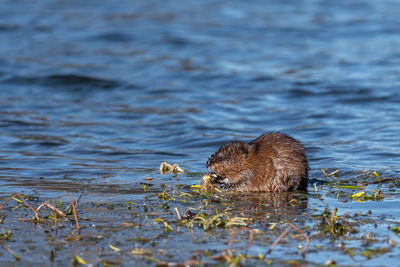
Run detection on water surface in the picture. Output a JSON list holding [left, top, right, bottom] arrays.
[[1, 0, 400, 266]]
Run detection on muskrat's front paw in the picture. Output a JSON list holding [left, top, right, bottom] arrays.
[[207, 173, 223, 184], [201, 173, 223, 193]]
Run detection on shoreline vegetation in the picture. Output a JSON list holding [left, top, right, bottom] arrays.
[[0, 163, 399, 266]]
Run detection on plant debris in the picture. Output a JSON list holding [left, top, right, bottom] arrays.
[[0, 193, 81, 234], [186, 211, 249, 230], [160, 162, 185, 174], [0, 167, 398, 266], [200, 173, 222, 193]]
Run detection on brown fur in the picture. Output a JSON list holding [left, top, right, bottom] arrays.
[[206, 132, 308, 192]]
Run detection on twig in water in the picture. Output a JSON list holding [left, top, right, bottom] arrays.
[[2, 245, 20, 261], [0, 193, 40, 221], [53, 194, 80, 234], [174, 207, 181, 220], [183, 259, 201, 266], [63, 192, 84, 214], [289, 224, 309, 255], [264, 224, 309, 257], [35, 202, 65, 218], [362, 178, 396, 186], [227, 227, 255, 257], [321, 168, 340, 178], [320, 191, 329, 200], [264, 225, 291, 256]]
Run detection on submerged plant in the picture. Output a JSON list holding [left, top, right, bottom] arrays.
[[158, 191, 175, 201], [212, 252, 246, 267], [186, 211, 248, 231], [0, 230, 11, 240], [360, 247, 390, 259], [317, 208, 355, 236]]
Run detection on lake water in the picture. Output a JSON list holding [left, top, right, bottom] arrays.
[[1, 0, 400, 266]]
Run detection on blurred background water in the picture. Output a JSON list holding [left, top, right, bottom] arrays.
[[1, 0, 400, 198]]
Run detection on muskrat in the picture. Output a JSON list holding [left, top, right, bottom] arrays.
[[206, 132, 308, 192]]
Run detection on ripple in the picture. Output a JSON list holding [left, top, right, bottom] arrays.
[[0, 0, 400, 203], [88, 32, 135, 42], [5, 74, 121, 90]]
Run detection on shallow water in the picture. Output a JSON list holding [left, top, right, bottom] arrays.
[[1, 0, 400, 266]]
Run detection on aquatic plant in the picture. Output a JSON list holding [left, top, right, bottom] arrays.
[[160, 162, 185, 174], [0, 193, 81, 234], [186, 211, 249, 231]]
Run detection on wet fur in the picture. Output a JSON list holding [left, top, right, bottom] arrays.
[[206, 132, 308, 192]]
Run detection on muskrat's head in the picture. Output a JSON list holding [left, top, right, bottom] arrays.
[[206, 141, 252, 188]]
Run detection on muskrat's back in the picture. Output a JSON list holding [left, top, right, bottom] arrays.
[[206, 132, 308, 192]]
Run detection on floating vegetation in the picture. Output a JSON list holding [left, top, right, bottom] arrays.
[[186, 211, 249, 231], [73, 255, 86, 265], [157, 191, 172, 200], [361, 247, 391, 259], [153, 217, 174, 232], [0, 230, 12, 240], [316, 207, 357, 236], [200, 173, 222, 194], [0, 193, 81, 234], [131, 248, 154, 256], [350, 189, 384, 201], [321, 168, 340, 178], [2, 245, 20, 261], [160, 161, 185, 174], [0, 167, 399, 265], [331, 185, 362, 190], [109, 244, 120, 252], [392, 226, 400, 234]]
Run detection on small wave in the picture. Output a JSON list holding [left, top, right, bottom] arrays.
[[1, 119, 48, 127], [0, 23, 20, 31], [5, 74, 121, 90], [88, 32, 134, 42]]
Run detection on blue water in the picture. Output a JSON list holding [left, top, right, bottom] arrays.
[[1, 0, 400, 192], [1, 0, 400, 265]]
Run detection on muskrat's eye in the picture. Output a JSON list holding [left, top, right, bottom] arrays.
[[218, 156, 224, 161]]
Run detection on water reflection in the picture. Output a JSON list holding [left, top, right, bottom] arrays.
[[208, 191, 308, 218]]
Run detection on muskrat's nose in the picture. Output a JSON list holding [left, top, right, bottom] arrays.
[[206, 157, 215, 169]]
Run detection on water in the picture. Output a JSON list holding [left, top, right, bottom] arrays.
[[1, 0, 400, 266]]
